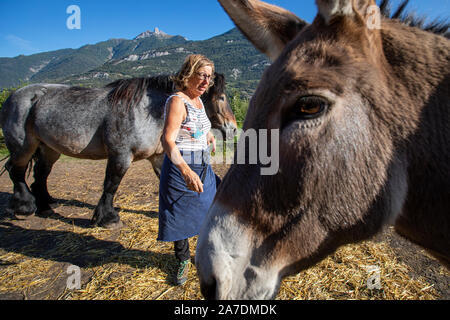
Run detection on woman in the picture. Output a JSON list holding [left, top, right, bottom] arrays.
[[158, 54, 219, 285]]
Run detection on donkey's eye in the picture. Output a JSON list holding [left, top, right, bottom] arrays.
[[287, 96, 328, 121], [297, 96, 328, 118], [282, 96, 329, 129]]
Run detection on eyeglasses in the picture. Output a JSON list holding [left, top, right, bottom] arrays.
[[196, 72, 212, 81]]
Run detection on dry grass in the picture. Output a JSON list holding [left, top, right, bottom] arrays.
[[0, 208, 442, 300], [278, 239, 440, 300], [0, 160, 447, 300]]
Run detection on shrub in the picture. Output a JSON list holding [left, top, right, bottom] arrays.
[[229, 88, 249, 128], [0, 84, 27, 111]]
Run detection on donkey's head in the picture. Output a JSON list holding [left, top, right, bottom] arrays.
[[196, 0, 450, 299]]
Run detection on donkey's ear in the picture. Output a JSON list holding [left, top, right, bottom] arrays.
[[218, 0, 308, 61], [316, 0, 377, 24]]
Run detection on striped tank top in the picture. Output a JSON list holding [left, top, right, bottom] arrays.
[[164, 94, 212, 152]]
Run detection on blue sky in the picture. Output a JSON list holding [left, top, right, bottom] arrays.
[[0, 0, 448, 58]]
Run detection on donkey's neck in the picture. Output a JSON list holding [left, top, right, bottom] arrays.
[[381, 21, 449, 107], [369, 20, 450, 150]]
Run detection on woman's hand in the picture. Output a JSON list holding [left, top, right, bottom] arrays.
[[181, 167, 204, 193], [207, 132, 216, 153]]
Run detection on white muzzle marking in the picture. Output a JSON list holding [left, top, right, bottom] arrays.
[[196, 201, 282, 300]]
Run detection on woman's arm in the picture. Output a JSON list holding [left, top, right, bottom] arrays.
[[161, 96, 204, 193]]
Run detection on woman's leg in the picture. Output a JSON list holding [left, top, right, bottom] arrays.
[[174, 239, 191, 262], [174, 239, 191, 285]]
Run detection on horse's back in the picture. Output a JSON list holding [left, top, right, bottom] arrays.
[[1, 84, 70, 143], [31, 86, 110, 158]]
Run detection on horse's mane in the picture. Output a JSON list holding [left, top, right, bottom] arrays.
[[380, 0, 449, 37], [106, 75, 175, 111], [106, 73, 225, 111]]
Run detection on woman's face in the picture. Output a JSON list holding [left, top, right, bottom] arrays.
[[186, 65, 213, 97]]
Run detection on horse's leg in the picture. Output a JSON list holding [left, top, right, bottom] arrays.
[[148, 153, 165, 179], [5, 143, 40, 216], [30, 145, 61, 217], [6, 162, 36, 215], [91, 155, 131, 229]]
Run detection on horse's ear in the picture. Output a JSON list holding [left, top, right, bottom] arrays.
[[316, 0, 378, 25], [218, 0, 308, 61]]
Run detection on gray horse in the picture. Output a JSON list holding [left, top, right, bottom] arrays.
[[1, 73, 237, 229]]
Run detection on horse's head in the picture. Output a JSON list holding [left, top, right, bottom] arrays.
[[203, 73, 238, 140], [196, 0, 450, 299]]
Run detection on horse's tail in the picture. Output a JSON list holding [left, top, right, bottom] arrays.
[[0, 94, 12, 177], [0, 93, 13, 177], [1, 89, 31, 178], [0, 154, 33, 178], [0, 154, 10, 177], [0, 93, 14, 128], [0, 104, 3, 127], [0, 153, 35, 178]]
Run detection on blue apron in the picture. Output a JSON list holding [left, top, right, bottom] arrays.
[[158, 150, 220, 242]]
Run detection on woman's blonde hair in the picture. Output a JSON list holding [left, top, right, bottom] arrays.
[[173, 54, 215, 91]]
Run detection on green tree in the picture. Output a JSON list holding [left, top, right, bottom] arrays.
[[0, 89, 12, 111], [229, 88, 249, 127], [0, 84, 26, 111]]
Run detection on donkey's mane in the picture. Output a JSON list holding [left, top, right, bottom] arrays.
[[380, 0, 449, 37], [106, 75, 175, 111]]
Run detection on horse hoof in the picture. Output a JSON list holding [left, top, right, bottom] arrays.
[[13, 205, 37, 217], [35, 208, 55, 218], [49, 201, 60, 209], [14, 210, 35, 217], [95, 220, 124, 230]]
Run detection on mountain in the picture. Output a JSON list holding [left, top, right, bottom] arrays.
[[0, 28, 269, 97], [0, 28, 188, 88], [135, 28, 177, 40]]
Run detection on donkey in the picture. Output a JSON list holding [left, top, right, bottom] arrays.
[[196, 0, 450, 299], [0, 73, 237, 229]]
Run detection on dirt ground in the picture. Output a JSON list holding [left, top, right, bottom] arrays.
[[0, 157, 448, 300]]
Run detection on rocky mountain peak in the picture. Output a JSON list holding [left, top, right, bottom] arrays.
[[135, 28, 172, 40]]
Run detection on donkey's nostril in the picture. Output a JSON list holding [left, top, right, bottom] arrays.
[[200, 276, 217, 300]]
